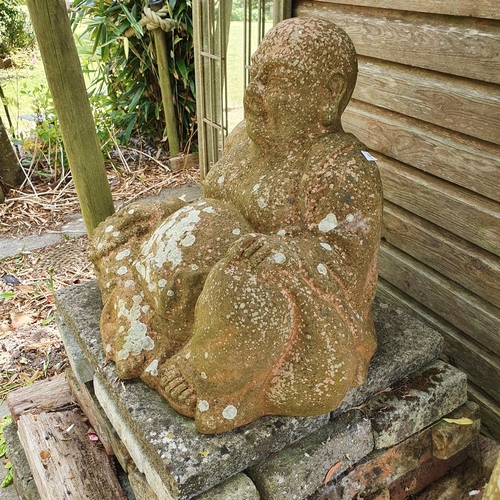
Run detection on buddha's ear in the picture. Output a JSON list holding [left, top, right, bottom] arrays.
[[319, 73, 347, 127]]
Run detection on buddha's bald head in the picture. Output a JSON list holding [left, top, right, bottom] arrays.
[[245, 17, 358, 147], [253, 17, 357, 117]]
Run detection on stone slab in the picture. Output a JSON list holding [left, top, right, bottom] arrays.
[[246, 410, 373, 500], [93, 373, 328, 500], [3, 423, 40, 500], [55, 282, 443, 419], [195, 473, 260, 500], [0, 233, 61, 260], [333, 299, 444, 415], [55, 282, 443, 500], [367, 360, 468, 449], [59, 317, 94, 384], [127, 464, 160, 500]]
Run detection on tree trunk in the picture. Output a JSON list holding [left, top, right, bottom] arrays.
[[0, 114, 23, 189], [153, 28, 180, 157], [25, 0, 115, 235]]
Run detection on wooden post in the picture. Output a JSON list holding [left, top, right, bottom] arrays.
[[150, 2, 180, 157], [26, 0, 115, 235], [0, 115, 23, 190]]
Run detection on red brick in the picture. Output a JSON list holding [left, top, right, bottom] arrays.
[[431, 402, 480, 460], [388, 447, 469, 499], [338, 430, 433, 498]]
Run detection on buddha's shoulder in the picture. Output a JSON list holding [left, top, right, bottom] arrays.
[[223, 120, 251, 154], [310, 132, 368, 163]]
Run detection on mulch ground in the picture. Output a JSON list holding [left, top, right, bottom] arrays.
[[0, 154, 200, 401]]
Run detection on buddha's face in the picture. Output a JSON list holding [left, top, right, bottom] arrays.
[[244, 48, 323, 148], [243, 18, 357, 150]]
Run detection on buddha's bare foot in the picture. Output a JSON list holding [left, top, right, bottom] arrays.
[[159, 363, 197, 417]]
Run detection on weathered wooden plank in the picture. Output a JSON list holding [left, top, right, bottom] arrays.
[[6, 374, 74, 423], [17, 410, 128, 500], [66, 371, 132, 470], [378, 242, 500, 356], [169, 152, 199, 172], [377, 156, 500, 257], [377, 278, 500, 407], [343, 100, 500, 202], [295, 3, 500, 84], [468, 385, 500, 443], [382, 202, 500, 309], [66, 369, 116, 457], [352, 58, 500, 146], [311, 0, 500, 20]]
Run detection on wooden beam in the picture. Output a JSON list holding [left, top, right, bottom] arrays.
[[17, 410, 128, 500], [378, 242, 500, 356], [353, 57, 500, 147], [377, 155, 500, 258], [168, 152, 199, 172], [6, 374, 73, 423], [295, 3, 500, 84], [377, 278, 500, 408], [66, 370, 115, 456], [343, 99, 500, 203], [66, 370, 131, 468], [311, 0, 500, 20], [382, 202, 500, 309], [26, 0, 115, 234]]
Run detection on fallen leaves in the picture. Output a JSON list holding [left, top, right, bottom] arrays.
[[443, 417, 474, 425], [39, 449, 51, 466], [324, 461, 344, 485], [10, 311, 35, 329]]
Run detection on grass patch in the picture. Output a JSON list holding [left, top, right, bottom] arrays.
[[0, 414, 13, 488], [225, 20, 272, 132], [0, 50, 47, 136]]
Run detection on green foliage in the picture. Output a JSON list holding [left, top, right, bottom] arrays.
[[9, 83, 68, 180], [0, 0, 36, 57], [230, 0, 272, 22], [71, 0, 197, 153], [0, 414, 13, 488]]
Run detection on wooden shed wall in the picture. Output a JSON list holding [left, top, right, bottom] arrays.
[[293, 1, 500, 440]]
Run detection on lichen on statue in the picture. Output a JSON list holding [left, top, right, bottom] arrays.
[[88, 17, 383, 434]]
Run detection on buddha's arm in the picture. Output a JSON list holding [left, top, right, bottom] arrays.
[[298, 146, 383, 279]]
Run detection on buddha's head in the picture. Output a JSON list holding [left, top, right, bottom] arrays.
[[244, 17, 357, 148]]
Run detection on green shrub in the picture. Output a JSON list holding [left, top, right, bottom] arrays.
[[71, 0, 196, 153], [0, 0, 36, 57]]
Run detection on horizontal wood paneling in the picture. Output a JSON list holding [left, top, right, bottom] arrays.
[[314, 0, 500, 20], [354, 58, 500, 146], [468, 385, 500, 443], [295, 3, 500, 84], [298, 0, 500, 440], [377, 156, 500, 257], [379, 243, 500, 356], [343, 100, 500, 202], [382, 202, 500, 309], [377, 279, 500, 407]]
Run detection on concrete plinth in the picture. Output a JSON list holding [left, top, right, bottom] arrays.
[[52, 281, 475, 500]]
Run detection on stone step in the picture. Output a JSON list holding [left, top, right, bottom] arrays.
[[4, 364, 482, 500], [52, 281, 455, 499]]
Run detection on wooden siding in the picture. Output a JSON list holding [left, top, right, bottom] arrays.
[[293, 1, 500, 440]]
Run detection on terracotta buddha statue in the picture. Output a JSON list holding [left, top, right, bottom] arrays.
[[89, 16, 383, 434]]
